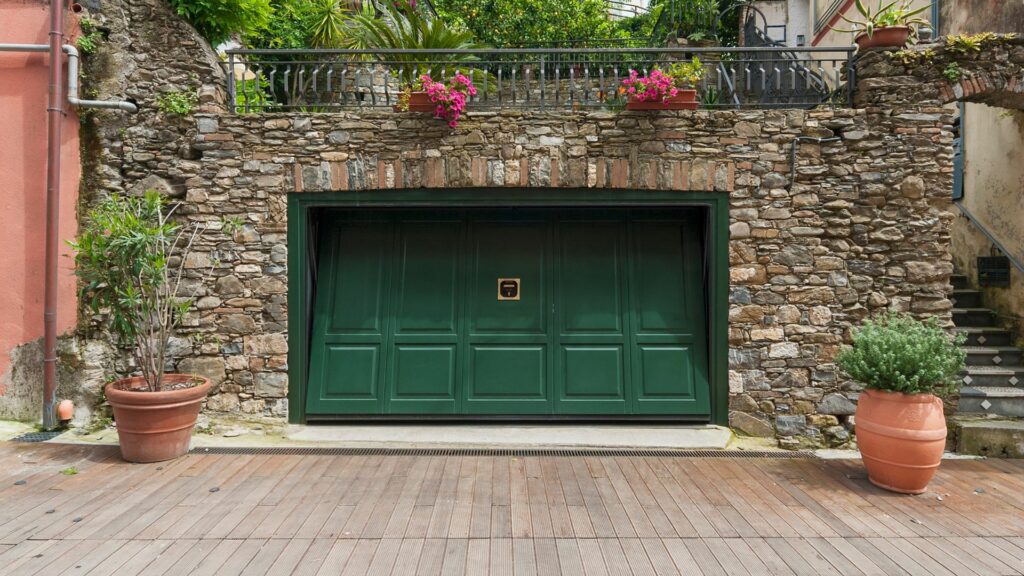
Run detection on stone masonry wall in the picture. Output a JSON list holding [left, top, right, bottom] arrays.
[[172, 106, 953, 448], [63, 0, 970, 447]]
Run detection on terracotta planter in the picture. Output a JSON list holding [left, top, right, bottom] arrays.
[[855, 26, 912, 50], [105, 375, 211, 463], [394, 91, 436, 113], [625, 90, 698, 111], [855, 389, 947, 494]]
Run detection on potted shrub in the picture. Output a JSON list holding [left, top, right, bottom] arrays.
[[837, 313, 965, 494], [71, 190, 212, 463], [835, 0, 932, 50], [397, 73, 477, 128], [622, 57, 704, 111]]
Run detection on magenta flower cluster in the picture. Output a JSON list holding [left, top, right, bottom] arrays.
[[621, 69, 678, 103], [420, 73, 477, 129]]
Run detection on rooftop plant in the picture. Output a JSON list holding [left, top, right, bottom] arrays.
[[834, 0, 931, 42], [69, 191, 210, 392], [836, 313, 965, 397]]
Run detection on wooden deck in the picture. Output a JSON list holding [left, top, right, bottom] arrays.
[[0, 443, 1023, 575]]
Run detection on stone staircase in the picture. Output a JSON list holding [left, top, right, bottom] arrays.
[[952, 273, 1024, 417]]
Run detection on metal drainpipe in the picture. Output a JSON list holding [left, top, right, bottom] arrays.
[[1, 31, 137, 429], [0, 44, 138, 112], [43, 0, 64, 429]]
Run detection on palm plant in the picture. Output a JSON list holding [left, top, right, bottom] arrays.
[[340, 0, 486, 87]]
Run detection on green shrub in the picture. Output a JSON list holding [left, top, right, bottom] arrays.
[[836, 313, 966, 396], [431, 0, 628, 46], [168, 0, 273, 45], [157, 90, 199, 116], [69, 191, 210, 392]]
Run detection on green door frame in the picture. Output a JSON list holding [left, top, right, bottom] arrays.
[[287, 189, 730, 426]]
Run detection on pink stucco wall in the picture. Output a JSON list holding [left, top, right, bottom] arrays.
[[0, 1, 80, 391]]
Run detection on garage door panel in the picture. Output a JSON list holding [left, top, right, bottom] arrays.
[[327, 223, 390, 334], [393, 222, 460, 334], [561, 346, 625, 399], [391, 345, 456, 400], [631, 223, 692, 335], [636, 346, 696, 399], [468, 346, 546, 399], [559, 222, 624, 334], [314, 345, 382, 415], [469, 222, 547, 335]]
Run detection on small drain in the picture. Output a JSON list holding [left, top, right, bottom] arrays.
[[11, 431, 64, 443], [189, 446, 814, 458]]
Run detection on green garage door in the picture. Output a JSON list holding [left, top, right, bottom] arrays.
[[306, 209, 710, 418]]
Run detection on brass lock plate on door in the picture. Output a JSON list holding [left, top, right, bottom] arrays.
[[497, 278, 521, 301]]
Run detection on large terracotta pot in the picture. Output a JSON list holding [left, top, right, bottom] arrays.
[[855, 26, 912, 50], [855, 389, 947, 494], [625, 90, 699, 111], [394, 91, 435, 112], [105, 374, 211, 463]]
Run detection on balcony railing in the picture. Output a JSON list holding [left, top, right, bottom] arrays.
[[223, 47, 856, 114]]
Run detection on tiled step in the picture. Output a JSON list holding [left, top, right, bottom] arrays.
[[952, 307, 998, 328], [959, 387, 1024, 418], [964, 346, 1024, 367], [956, 327, 1014, 347], [951, 289, 982, 308], [960, 365, 1024, 388], [951, 274, 969, 290]]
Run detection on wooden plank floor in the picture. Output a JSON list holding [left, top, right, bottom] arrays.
[[0, 443, 1022, 575]]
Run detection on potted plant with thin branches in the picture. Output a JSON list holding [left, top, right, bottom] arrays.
[[833, 0, 931, 50], [623, 57, 704, 110], [71, 190, 212, 462], [837, 313, 965, 494]]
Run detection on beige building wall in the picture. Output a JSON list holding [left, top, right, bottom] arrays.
[[952, 105, 1024, 343]]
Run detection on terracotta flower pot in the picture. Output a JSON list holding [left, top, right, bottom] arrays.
[[855, 26, 912, 50], [105, 374, 211, 463], [855, 389, 947, 494], [394, 91, 435, 112], [625, 90, 698, 111]]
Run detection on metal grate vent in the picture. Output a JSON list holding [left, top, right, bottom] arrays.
[[188, 446, 813, 458], [978, 256, 1010, 287], [11, 431, 64, 443]]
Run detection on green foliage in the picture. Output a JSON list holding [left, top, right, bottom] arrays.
[[60, 467, 79, 476], [157, 90, 199, 116], [431, 0, 628, 47], [76, 18, 105, 55], [836, 313, 966, 397], [943, 62, 962, 82], [668, 57, 705, 88], [700, 86, 720, 107], [341, 3, 486, 86], [69, 191, 209, 392], [944, 32, 1001, 54], [168, 0, 273, 45], [834, 0, 931, 42]]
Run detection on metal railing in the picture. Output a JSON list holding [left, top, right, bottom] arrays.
[[223, 47, 856, 113]]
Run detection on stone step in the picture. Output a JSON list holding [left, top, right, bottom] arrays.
[[956, 327, 1014, 347], [948, 416, 1024, 458], [952, 307, 998, 328], [950, 289, 982, 308], [960, 365, 1024, 388], [951, 274, 970, 290], [964, 346, 1024, 367], [958, 387, 1024, 418]]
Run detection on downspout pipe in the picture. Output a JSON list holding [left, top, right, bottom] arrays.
[[0, 34, 136, 429], [44, 0, 64, 430], [0, 44, 138, 112]]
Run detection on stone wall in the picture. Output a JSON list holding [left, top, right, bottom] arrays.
[[167, 104, 950, 448], [64, 0, 969, 447]]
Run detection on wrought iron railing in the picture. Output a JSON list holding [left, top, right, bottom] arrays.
[[223, 47, 855, 113]]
